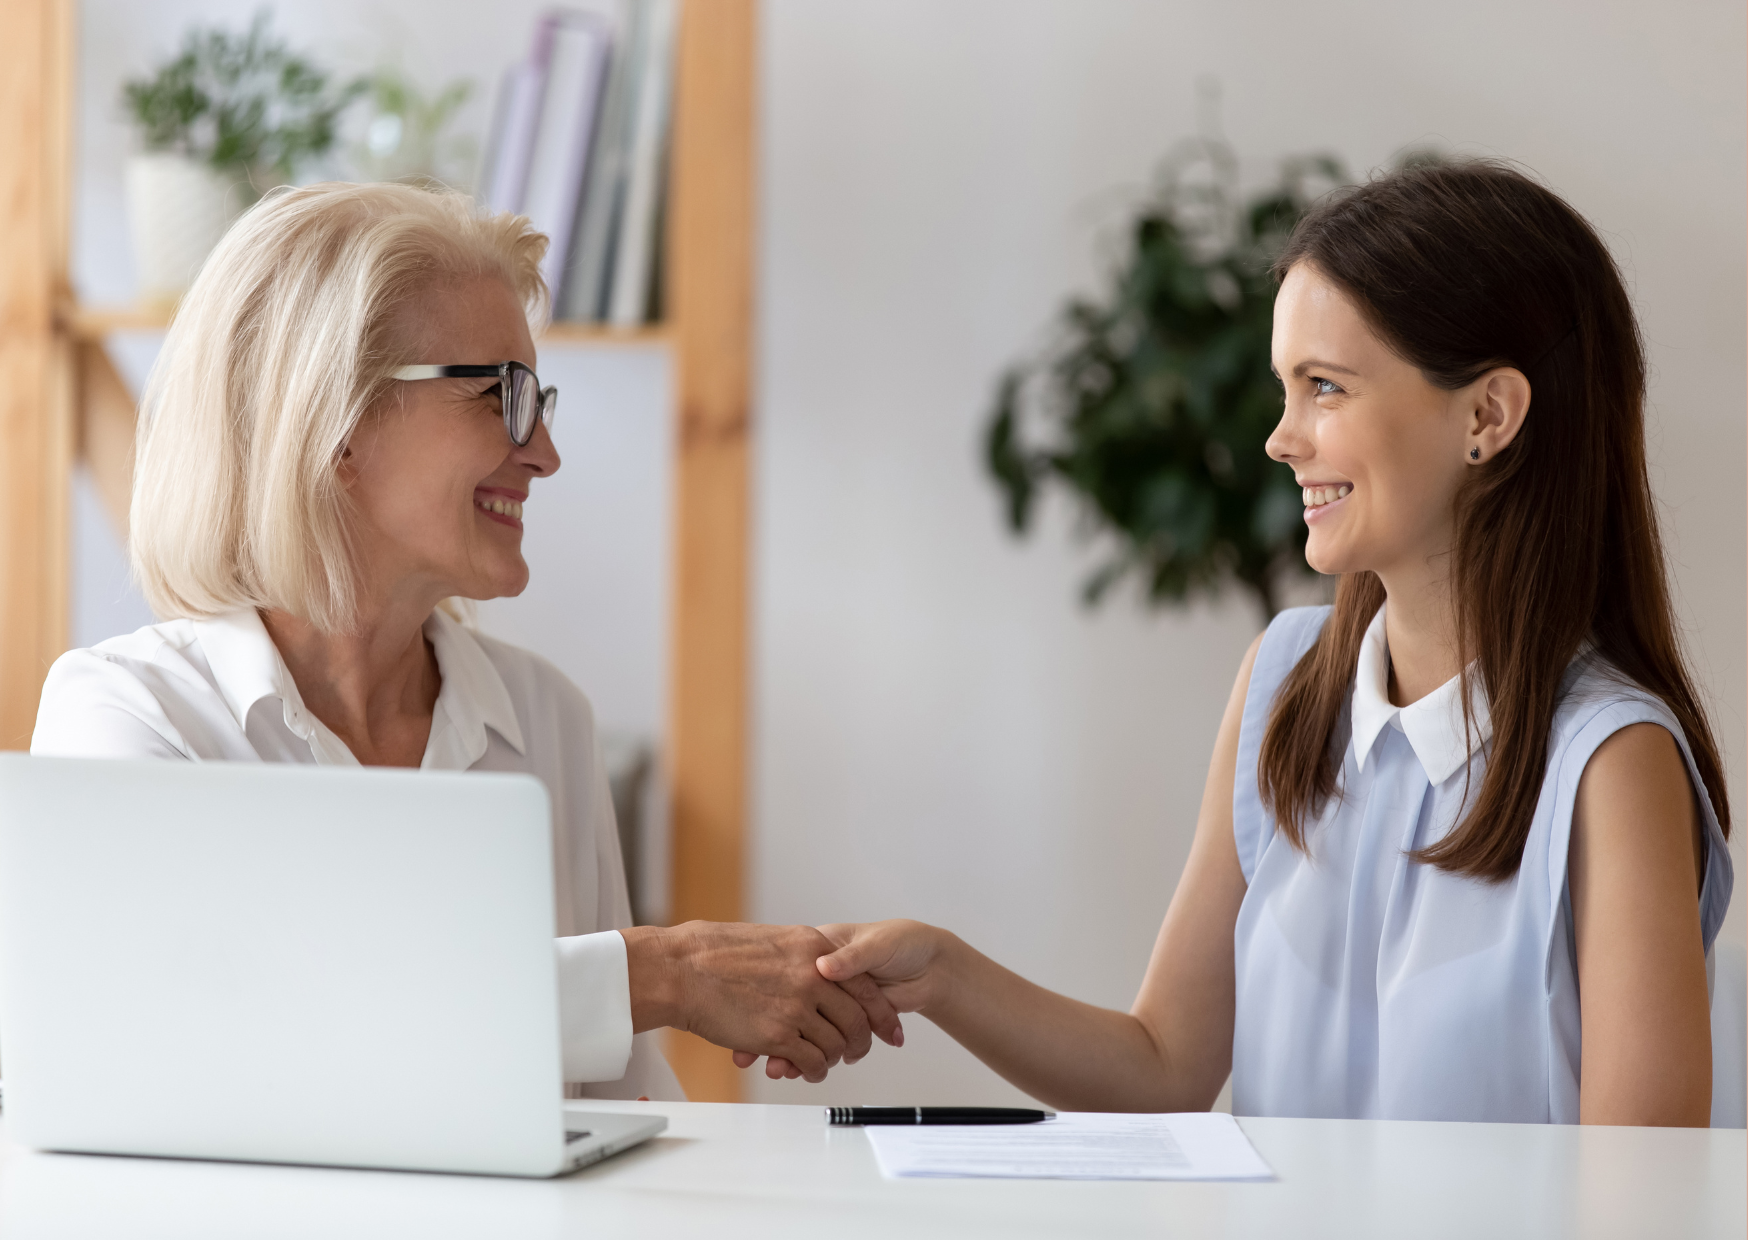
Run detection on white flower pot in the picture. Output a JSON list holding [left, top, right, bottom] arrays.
[[125, 153, 248, 302]]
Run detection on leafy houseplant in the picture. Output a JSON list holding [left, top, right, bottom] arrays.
[[123, 11, 365, 187], [120, 11, 364, 299], [984, 141, 1350, 623]]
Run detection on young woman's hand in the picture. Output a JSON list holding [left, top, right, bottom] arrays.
[[731, 920, 948, 1080], [812, 920, 948, 1014]]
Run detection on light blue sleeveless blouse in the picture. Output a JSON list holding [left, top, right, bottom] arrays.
[[1231, 605, 1733, 1123]]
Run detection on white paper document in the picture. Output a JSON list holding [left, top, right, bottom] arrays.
[[863, 1111, 1273, 1181]]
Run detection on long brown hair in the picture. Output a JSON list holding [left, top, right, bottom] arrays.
[[1257, 160, 1730, 879]]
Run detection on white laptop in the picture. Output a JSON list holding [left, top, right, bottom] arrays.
[[0, 755, 665, 1178]]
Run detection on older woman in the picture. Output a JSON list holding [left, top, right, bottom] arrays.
[[31, 182, 897, 1099]]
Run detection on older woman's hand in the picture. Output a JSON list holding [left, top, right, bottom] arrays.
[[622, 922, 902, 1083]]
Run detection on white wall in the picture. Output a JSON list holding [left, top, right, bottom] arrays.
[[745, 0, 1747, 1106], [75, 0, 1745, 1110]]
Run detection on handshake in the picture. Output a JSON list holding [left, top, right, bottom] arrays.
[[620, 919, 926, 1083]]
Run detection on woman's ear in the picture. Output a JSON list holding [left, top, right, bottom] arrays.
[[336, 402, 384, 488], [334, 441, 358, 488], [1464, 366, 1532, 465]]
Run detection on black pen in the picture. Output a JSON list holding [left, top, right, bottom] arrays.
[[826, 1106, 1055, 1126]]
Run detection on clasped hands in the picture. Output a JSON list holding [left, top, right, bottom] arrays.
[[621, 919, 933, 1083]]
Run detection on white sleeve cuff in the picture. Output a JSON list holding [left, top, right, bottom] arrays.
[[555, 930, 635, 1082]]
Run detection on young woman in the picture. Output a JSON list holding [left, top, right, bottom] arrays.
[[747, 161, 1734, 1126]]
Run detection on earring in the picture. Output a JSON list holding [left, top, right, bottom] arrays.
[[1469, 447, 1481, 461]]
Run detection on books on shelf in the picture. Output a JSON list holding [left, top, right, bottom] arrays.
[[604, 0, 676, 327], [478, 60, 544, 215], [559, 0, 642, 323], [523, 12, 614, 295], [479, 2, 679, 327]]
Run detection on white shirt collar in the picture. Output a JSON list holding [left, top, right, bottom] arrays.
[[422, 607, 526, 766], [1350, 604, 1493, 786], [191, 608, 304, 734], [190, 607, 525, 766]]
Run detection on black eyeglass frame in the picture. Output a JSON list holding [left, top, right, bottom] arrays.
[[392, 361, 557, 447]]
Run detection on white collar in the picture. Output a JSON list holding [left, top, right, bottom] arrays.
[[190, 607, 525, 766], [189, 608, 283, 732], [1350, 604, 1492, 786], [422, 607, 526, 765]]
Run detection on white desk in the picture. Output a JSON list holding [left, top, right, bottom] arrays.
[[0, 1101, 1741, 1239]]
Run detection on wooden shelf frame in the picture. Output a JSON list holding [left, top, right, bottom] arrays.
[[62, 300, 675, 348], [1, 0, 74, 751], [9, 0, 756, 1102]]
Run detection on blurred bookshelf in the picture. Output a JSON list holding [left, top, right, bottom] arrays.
[[9, 0, 755, 1103], [63, 302, 177, 338], [63, 300, 672, 348]]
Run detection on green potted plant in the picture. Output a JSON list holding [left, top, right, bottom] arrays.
[[121, 11, 364, 301], [983, 140, 1355, 623]]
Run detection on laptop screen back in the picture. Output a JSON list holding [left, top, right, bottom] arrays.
[[0, 756, 570, 1176]]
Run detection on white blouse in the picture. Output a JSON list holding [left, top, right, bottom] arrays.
[[30, 608, 682, 1102], [1231, 604, 1733, 1123]]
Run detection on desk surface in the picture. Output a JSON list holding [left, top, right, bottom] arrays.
[[0, 1101, 1742, 1239]]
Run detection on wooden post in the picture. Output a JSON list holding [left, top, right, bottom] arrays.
[[663, 0, 757, 1103], [76, 341, 140, 540], [0, 0, 74, 747]]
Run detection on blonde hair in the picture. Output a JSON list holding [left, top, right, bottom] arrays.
[[130, 181, 549, 633]]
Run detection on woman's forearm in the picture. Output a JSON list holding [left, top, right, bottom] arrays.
[[920, 930, 1223, 1113], [812, 641, 1256, 1110]]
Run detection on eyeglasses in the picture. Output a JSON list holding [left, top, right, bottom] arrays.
[[392, 362, 557, 447]]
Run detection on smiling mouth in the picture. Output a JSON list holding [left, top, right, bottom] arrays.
[[1302, 485, 1350, 510], [476, 495, 524, 519]]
